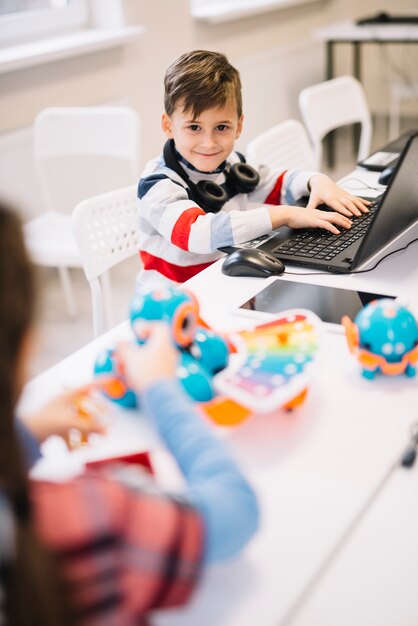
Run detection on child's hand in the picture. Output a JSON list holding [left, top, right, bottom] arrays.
[[20, 385, 107, 446], [282, 205, 353, 234], [115, 322, 178, 394], [270, 204, 353, 235], [307, 174, 370, 217]]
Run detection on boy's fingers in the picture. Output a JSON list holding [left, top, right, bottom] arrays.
[[320, 221, 340, 235], [334, 202, 356, 217], [333, 213, 352, 227], [320, 214, 351, 233], [305, 196, 319, 211]]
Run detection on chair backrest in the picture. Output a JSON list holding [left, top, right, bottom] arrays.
[[71, 185, 139, 336], [246, 119, 319, 171], [34, 106, 140, 214], [298, 76, 372, 164]]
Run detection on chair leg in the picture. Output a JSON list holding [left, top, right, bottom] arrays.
[[90, 278, 106, 337], [58, 266, 77, 317], [101, 271, 114, 330]]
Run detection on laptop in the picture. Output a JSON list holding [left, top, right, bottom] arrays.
[[237, 131, 418, 274], [357, 129, 418, 172]]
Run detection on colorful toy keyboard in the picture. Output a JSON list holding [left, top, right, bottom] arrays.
[[202, 309, 322, 426]]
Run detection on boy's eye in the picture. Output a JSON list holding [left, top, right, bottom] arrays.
[[217, 124, 229, 132], [188, 124, 200, 131]]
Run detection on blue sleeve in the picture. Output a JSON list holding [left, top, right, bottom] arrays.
[[142, 379, 259, 563], [14, 418, 42, 470]]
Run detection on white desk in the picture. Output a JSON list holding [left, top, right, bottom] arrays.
[[183, 235, 418, 334], [152, 333, 418, 626], [22, 305, 418, 626], [152, 169, 418, 625], [288, 448, 418, 626], [313, 18, 418, 166], [21, 171, 418, 625], [314, 19, 418, 84]]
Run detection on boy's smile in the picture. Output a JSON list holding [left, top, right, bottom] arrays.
[[162, 98, 243, 173]]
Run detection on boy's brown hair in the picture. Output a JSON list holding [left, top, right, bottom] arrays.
[[164, 50, 242, 119]]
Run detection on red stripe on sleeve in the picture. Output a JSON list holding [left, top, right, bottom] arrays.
[[264, 171, 287, 205], [171, 207, 205, 251]]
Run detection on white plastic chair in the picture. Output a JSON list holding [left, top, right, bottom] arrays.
[[246, 119, 319, 171], [26, 106, 139, 316], [71, 185, 139, 337], [298, 76, 372, 165]]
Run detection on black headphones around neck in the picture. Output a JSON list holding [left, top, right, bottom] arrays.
[[163, 139, 260, 213]]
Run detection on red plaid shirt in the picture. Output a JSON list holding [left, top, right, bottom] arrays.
[[31, 468, 204, 626]]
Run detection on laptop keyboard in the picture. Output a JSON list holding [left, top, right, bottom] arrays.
[[272, 200, 380, 261]]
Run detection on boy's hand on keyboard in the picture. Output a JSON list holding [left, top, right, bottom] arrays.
[[276, 205, 353, 235], [307, 174, 370, 217]]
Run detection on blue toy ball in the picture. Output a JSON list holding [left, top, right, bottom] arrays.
[[343, 298, 418, 379], [94, 348, 137, 408], [177, 351, 216, 402], [190, 328, 230, 374]]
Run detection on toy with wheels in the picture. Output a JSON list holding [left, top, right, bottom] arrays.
[[342, 298, 418, 379], [94, 286, 321, 425], [95, 286, 229, 406]]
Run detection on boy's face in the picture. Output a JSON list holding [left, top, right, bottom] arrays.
[[162, 98, 243, 173]]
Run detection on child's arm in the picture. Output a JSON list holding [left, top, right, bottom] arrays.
[[140, 160, 364, 252], [248, 163, 369, 222], [144, 378, 259, 562], [139, 172, 272, 252], [116, 324, 259, 562]]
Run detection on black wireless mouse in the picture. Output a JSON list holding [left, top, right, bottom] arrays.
[[378, 166, 395, 186], [221, 248, 285, 278]]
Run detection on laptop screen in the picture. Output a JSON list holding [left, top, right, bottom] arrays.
[[355, 132, 418, 267]]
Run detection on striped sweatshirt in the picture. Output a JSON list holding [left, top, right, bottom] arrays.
[[137, 148, 318, 287]]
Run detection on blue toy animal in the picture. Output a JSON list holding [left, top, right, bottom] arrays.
[[342, 298, 418, 379]]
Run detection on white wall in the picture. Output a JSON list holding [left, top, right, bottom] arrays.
[[0, 0, 417, 218]]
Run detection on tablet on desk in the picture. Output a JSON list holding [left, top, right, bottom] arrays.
[[230, 278, 394, 330], [358, 150, 400, 171]]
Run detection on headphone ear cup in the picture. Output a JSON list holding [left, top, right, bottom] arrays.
[[195, 180, 228, 213], [228, 163, 260, 193]]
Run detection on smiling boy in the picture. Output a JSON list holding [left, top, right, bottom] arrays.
[[137, 50, 369, 287]]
